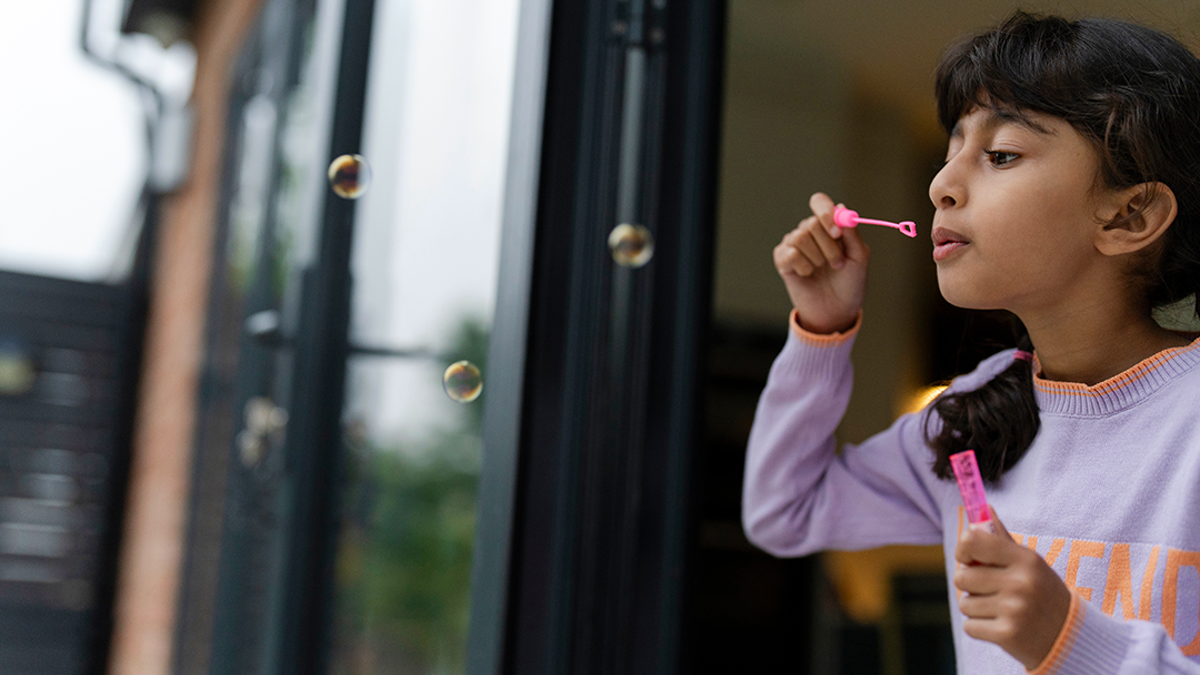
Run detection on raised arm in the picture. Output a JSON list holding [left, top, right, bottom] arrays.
[[744, 192, 943, 556], [741, 313, 944, 556]]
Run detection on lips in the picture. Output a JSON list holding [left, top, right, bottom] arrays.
[[932, 226, 970, 262]]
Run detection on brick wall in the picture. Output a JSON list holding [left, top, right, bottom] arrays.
[[107, 1, 264, 673]]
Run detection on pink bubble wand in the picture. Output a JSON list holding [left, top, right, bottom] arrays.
[[834, 205, 918, 238], [949, 450, 995, 534]]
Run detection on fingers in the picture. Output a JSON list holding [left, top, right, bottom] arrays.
[[838, 224, 870, 264], [775, 192, 878, 282], [962, 616, 1017, 646], [954, 560, 1005, 597], [809, 193, 871, 264], [809, 192, 838, 239], [956, 564, 1015, 640], [774, 239, 812, 277], [793, 221, 845, 271], [950, 507, 1073, 670], [810, 218, 846, 268], [957, 590, 999, 619], [777, 216, 845, 276], [957, 562, 1068, 670], [955, 515, 1019, 567]]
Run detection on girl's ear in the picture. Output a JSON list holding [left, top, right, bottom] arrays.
[[1095, 182, 1177, 256]]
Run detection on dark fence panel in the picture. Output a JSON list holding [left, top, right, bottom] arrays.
[[0, 270, 140, 675]]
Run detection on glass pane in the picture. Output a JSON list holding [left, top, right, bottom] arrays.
[[329, 0, 520, 672]]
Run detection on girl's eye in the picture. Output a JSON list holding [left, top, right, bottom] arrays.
[[985, 150, 1018, 167]]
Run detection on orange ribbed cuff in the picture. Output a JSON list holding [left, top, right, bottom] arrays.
[[1027, 591, 1085, 675], [789, 309, 862, 347]]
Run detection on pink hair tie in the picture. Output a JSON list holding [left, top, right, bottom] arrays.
[[1013, 350, 1033, 362]]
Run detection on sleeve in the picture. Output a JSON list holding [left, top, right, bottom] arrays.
[[741, 311, 946, 558], [1028, 592, 1200, 674]]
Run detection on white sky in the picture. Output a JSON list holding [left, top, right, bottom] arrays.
[[0, 0, 146, 281]]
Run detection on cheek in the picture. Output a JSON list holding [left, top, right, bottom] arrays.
[[935, 236, 1059, 309], [999, 177, 1097, 254], [1025, 158, 1101, 228]]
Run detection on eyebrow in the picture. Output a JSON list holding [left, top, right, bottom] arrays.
[[950, 108, 1055, 139]]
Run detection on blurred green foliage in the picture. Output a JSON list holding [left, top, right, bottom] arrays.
[[333, 316, 488, 675]]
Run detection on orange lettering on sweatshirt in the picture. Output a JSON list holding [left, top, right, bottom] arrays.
[[1044, 538, 1067, 568], [1164, 548, 1200, 655], [1065, 540, 1105, 601], [1102, 544, 1136, 619], [1140, 546, 1161, 622]]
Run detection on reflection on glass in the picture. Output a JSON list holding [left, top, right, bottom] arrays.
[[608, 222, 655, 268], [328, 154, 372, 199], [336, 320, 488, 673], [336, 420, 480, 673], [442, 361, 482, 403]]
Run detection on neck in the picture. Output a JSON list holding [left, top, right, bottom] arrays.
[[1020, 299, 1191, 386]]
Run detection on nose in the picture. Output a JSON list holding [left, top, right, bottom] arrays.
[[929, 157, 962, 210]]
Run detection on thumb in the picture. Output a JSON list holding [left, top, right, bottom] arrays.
[[982, 506, 1011, 540], [958, 507, 1016, 566]]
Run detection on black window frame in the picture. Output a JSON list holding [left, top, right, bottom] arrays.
[[466, 1, 727, 673]]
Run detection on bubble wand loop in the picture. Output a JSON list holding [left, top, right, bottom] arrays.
[[833, 206, 918, 238]]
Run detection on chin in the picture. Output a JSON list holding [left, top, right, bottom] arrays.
[[936, 269, 997, 310]]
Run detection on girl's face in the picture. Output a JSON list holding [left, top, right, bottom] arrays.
[[928, 106, 1116, 314]]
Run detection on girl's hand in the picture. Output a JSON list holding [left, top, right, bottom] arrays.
[[954, 509, 1072, 670], [773, 192, 870, 334]]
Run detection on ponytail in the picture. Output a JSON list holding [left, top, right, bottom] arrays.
[[927, 335, 1040, 484]]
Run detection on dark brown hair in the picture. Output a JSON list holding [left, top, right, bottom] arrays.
[[927, 11, 1200, 482]]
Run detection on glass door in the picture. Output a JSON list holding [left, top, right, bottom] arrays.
[[180, 0, 730, 673], [326, 0, 521, 672], [178, 0, 529, 673]]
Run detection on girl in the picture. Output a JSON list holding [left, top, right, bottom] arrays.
[[742, 11, 1200, 674]]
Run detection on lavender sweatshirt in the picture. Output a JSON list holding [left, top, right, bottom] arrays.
[[742, 313, 1200, 674]]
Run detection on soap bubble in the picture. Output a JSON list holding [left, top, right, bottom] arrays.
[[607, 223, 654, 267], [443, 361, 483, 403], [327, 154, 372, 199]]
